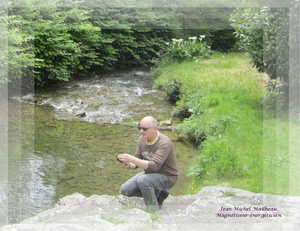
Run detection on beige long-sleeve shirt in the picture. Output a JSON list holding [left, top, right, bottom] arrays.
[[135, 132, 178, 184]]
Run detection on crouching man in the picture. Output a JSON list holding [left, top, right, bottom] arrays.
[[117, 116, 178, 211]]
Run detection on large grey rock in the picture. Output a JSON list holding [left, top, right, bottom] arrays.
[[158, 186, 300, 230], [74, 109, 86, 117], [0, 187, 299, 230]]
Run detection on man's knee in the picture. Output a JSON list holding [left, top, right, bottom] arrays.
[[120, 184, 132, 196], [136, 174, 153, 189]]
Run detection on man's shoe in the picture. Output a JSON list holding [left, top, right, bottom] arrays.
[[157, 190, 169, 209]]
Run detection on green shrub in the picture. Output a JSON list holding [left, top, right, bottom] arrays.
[[176, 114, 236, 145], [166, 36, 213, 62], [162, 78, 182, 103], [171, 105, 192, 119]]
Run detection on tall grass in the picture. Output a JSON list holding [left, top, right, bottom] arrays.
[[153, 52, 299, 196]]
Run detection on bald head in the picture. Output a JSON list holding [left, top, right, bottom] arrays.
[[140, 116, 158, 127]]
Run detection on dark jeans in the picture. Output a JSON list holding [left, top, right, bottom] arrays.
[[120, 172, 174, 211]]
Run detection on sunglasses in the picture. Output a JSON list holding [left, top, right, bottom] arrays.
[[138, 126, 153, 131]]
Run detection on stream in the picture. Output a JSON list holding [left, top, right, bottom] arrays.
[[0, 67, 199, 225]]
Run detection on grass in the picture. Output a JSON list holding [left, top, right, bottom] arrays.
[[153, 52, 299, 196]]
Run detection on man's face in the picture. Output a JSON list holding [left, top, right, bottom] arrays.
[[138, 120, 157, 141]]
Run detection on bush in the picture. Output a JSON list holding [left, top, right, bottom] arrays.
[[171, 105, 192, 119], [166, 36, 213, 62], [162, 78, 182, 103], [176, 114, 236, 145]]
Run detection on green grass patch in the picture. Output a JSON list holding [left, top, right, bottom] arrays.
[[153, 52, 299, 196]]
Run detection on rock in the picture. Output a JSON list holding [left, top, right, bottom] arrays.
[[160, 120, 172, 126], [74, 109, 86, 117], [0, 187, 299, 231], [9, 96, 23, 103], [66, 108, 73, 114], [133, 71, 145, 76], [75, 99, 83, 105], [60, 107, 73, 114], [21, 93, 35, 102]]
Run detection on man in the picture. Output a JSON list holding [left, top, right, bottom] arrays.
[[117, 116, 178, 211]]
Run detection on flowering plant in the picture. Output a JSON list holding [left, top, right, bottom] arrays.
[[165, 35, 212, 61]]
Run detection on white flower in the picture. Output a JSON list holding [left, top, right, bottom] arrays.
[[199, 35, 206, 42]]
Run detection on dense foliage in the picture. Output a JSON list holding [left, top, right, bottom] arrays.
[[230, 7, 289, 79], [230, 1, 299, 111], [1, 0, 237, 88]]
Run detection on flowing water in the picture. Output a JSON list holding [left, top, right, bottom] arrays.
[[0, 67, 199, 225]]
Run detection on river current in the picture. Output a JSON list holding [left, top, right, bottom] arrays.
[[0, 67, 198, 225]]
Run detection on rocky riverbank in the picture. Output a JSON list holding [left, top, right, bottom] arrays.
[[1, 186, 299, 231]]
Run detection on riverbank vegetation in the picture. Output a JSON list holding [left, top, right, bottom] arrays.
[[151, 1, 299, 196], [153, 52, 299, 196], [1, 0, 237, 89]]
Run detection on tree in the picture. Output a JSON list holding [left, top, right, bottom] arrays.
[[1, 9, 36, 86], [230, 5, 294, 110], [288, 0, 300, 114], [5, 1, 181, 86], [230, 7, 289, 80], [5, 0, 104, 86], [32, 7, 103, 85], [89, 6, 180, 67]]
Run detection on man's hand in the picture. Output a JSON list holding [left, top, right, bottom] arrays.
[[117, 154, 149, 170], [117, 154, 132, 164], [119, 161, 129, 169], [117, 154, 132, 169]]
